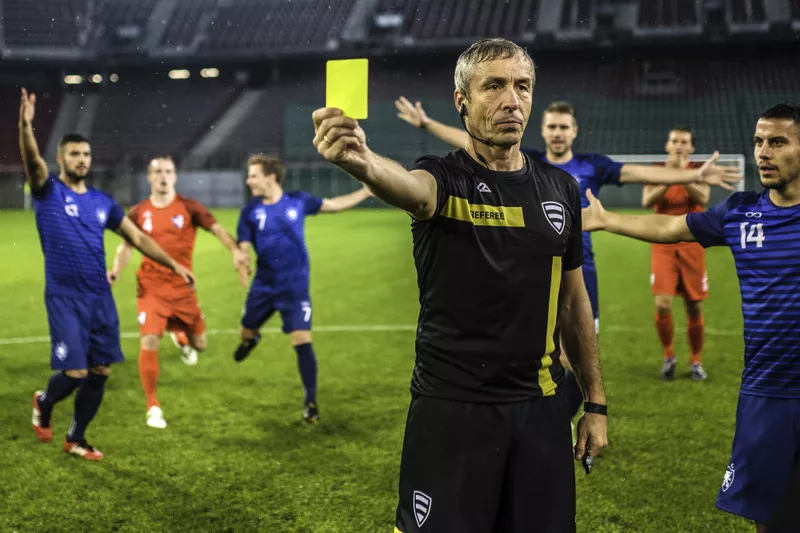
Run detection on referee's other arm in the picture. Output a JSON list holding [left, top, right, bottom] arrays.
[[559, 265, 609, 460]]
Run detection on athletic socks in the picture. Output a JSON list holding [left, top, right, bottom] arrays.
[[655, 312, 675, 360], [294, 343, 317, 404], [67, 372, 108, 443], [688, 313, 705, 365], [138, 348, 160, 410], [38, 372, 84, 427]]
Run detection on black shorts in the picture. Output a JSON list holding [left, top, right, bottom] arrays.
[[394, 394, 575, 533]]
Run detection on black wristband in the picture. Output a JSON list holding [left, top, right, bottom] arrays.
[[584, 402, 607, 416]]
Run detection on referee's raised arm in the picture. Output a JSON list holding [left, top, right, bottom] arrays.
[[312, 107, 438, 220]]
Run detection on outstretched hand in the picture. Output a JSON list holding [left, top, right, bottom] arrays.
[[394, 96, 430, 129], [582, 190, 607, 232], [697, 151, 742, 191], [20, 88, 36, 126], [312, 108, 371, 176]]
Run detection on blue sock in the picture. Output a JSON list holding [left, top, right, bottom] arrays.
[[38, 372, 84, 428], [67, 373, 108, 443], [294, 343, 317, 404], [564, 369, 584, 420]]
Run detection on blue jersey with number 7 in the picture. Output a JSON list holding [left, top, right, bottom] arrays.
[[686, 190, 800, 398]]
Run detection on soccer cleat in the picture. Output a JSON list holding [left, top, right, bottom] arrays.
[[146, 406, 167, 429], [31, 390, 53, 443], [64, 439, 105, 461], [234, 334, 261, 362], [303, 402, 319, 424], [690, 363, 708, 381], [170, 331, 198, 366], [661, 357, 677, 380]]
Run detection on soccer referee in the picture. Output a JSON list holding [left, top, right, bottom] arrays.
[[313, 38, 608, 532]]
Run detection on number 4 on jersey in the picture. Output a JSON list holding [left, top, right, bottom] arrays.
[[740, 222, 765, 249]]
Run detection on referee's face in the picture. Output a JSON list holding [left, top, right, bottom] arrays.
[[464, 56, 532, 147]]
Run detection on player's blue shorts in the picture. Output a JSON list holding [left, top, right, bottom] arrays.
[[241, 282, 312, 334], [716, 392, 800, 524], [582, 259, 600, 333], [45, 291, 124, 371]]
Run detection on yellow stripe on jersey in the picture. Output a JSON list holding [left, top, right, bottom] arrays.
[[440, 196, 525, 227], [539, 256, 562, 396]]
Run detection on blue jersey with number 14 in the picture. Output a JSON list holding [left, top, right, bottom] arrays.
[[687, 191, 800, 398]]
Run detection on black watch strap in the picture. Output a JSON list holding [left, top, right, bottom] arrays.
[[584, 402, 608, 416]]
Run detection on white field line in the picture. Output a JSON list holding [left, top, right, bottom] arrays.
[[0, 323, 742, 346]]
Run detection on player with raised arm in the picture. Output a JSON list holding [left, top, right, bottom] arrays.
[[319, 38, 608, 532], [582, 103, 800, 533], [233, 155, 372, 424], [21, 89, 193, 460], [642, 128, 710, 380], [108, 154, 249, 429], [395, 96, 740, 423]]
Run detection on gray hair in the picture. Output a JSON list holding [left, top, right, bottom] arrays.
[[454, 38, 536, 98]]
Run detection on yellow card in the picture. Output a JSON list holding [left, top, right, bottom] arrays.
[[326, 58, 368, 119]]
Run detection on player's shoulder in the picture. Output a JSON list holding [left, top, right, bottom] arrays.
[[87, 184, 117, 204], [283, 190, 313, 200], [176, 194, 206, 210], [531, 157, 581, 195], [723, 191, 763, 211], [573, 152, 615, 166]]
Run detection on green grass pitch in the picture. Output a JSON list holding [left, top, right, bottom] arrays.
[[0, 207, 752, 532]]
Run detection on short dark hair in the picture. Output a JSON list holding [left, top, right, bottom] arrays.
[[669, 126, 695, 146], [759, 103, 800, 127], [542, 101, 577, 126], [248, 154, 285, 184], [58, 133, 90, 148]]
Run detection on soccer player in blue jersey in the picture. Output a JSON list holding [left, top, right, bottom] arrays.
[[582, 102, 800, 533], [395, 97, 741, 421], [20, 88, 193, 461], [233, 154, 373, 423]]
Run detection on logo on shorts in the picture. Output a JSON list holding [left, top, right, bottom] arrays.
[[413, 491, 432, 528], [541, 201, 565, 235], [138, 311, 147, 325], [55, 342, 68, 361], [172, 215, 185, 229], [721, 463, 735, 492]]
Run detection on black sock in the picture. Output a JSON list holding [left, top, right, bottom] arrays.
[[294, 343, 317, 404], [563, 369, 585, 420], [67, 373, 108, 443], [38, 372, 84, 428]]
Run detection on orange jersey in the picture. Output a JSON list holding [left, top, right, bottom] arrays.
[[128, 195, 217, 289], [651, 162, 705, 250]]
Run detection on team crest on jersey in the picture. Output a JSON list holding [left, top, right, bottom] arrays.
[[286, 208, 299, 221], [172, 215, 185, 229], [413, 491, 432, 527], [55, 342, 68, 361], [541, 201, 565, 234], [96, 208, 107, 225], [721, 463, 735, 492]]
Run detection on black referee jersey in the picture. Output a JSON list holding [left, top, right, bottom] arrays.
[[409, 148, 584, 403]]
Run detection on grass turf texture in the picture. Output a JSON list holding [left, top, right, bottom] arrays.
[[0, 208, 751, 532]]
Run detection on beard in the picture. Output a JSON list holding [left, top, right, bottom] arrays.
[[64, 168, 88, 182]]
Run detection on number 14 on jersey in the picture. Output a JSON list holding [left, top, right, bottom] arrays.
[[740, 222, 765, 249]]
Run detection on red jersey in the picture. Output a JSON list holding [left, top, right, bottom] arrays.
[[651, 163, 705, 250], [128, 195, 217, 290]]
